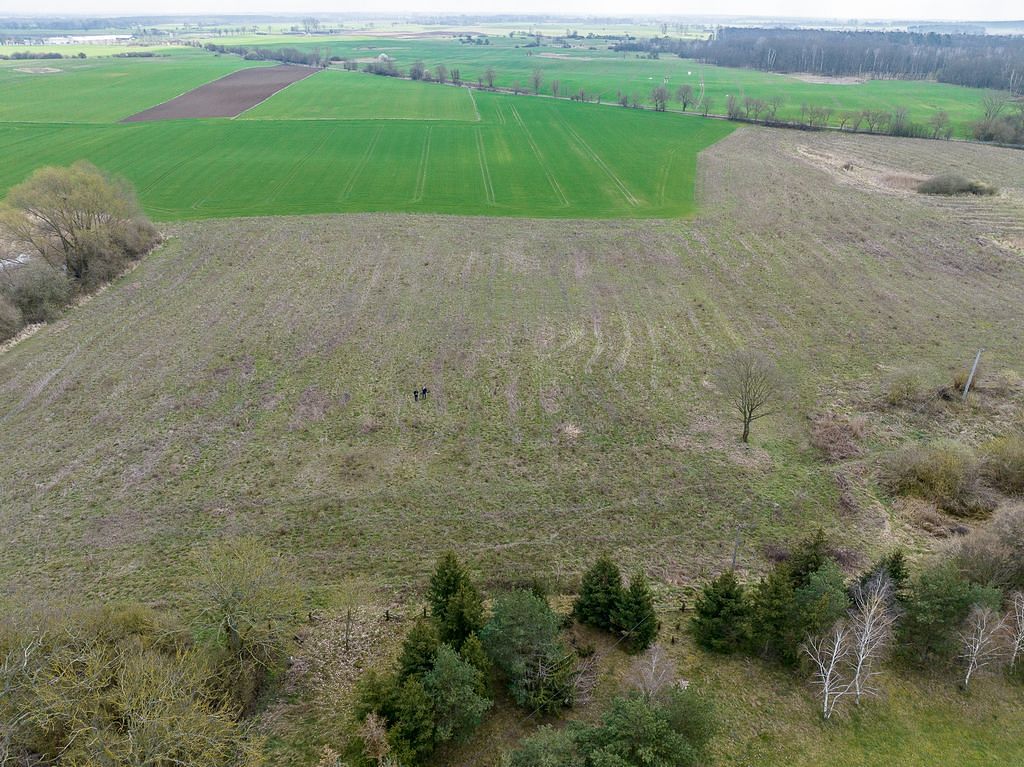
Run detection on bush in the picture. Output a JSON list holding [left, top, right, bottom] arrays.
[[503, 725, 582, 767], [949, 504, 1024, 590], [0, 604, 257, 766], [7, 259, 73, 323], [981, 434, 1024, 494], [917, 174, 998, 196], [809, 412, 866, 461], [422, 645, 491, 743], [0, 292, 23, 341], [883, 441, 990, 516], [574, 555, 624, 631], [691, 571, 750, 653], [884, 368, 924, 406]]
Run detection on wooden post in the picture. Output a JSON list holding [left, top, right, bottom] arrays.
[[962, 348, 984, 402], [344, 608, 351, 653]]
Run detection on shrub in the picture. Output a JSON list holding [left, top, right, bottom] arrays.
[[949, 504, 1024, 590], [884, 368, 924, 406], [860, 548, 910, 599], [7, 259, 73, 323], [503, 725, 582, 767], [574, 555, 624, 630], [691, 571, 749, 653], [917, 174, 998, 196], [883, 441, 989, 516], [809, 412, 866, 461], [612, 570, 660, 653], [896, 562, 1002, 666], [0, 292, 23, 341], [981, 434, 1024, 494]]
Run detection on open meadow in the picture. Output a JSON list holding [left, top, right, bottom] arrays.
[[2, 121, 1024, 763]]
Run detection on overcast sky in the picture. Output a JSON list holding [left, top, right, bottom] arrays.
[[3, 1, 1020, 22]]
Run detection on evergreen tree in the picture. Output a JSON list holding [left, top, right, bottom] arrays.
[[428, 551, 471, 617], [388, 678, 437, 765], [612, 570, 659, 653], [398, 618, 440, 680], [440, 581, 485, 649], [795, 560, 850, 636], [574, 556, 624, 630], [691, 571, 750, 653], [458, 632, 492, 695], [785, 529, 830, 589], [748, 565, 800, 664], [861, 548, 910, 599], [422, 645, 492, 744]]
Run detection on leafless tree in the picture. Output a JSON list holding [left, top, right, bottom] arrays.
[[358, 712, 392, 766], [982, 93, 1010, 122], [848, 573, 897, 704], [551, 79, 560, 97], [532, 68, 543, 94], [570, 653, 599, 706], [484, 67, 496, 88], [627, 643, 676, 700], [651, 85, 669, 112], [434, 64, 448, 84], [959, 605, 1006, 689], [803, 622, 853, 719], [675, 84, 694, 111], [1004, 592, 1024, 671], [929, 110, 952, 139], [701, 96, 714, 116], [716, 349, 782, 443]]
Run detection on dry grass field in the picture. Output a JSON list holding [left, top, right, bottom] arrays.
[[1, 126, 1023, 763]]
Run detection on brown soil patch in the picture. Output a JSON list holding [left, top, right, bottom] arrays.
[[787, 73, 867, 85], [122, 65, 316, 122]]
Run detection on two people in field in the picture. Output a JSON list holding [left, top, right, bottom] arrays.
[[413, 387, 430, 402]]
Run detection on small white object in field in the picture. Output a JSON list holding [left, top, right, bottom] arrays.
[[688, 71, 692, 75]]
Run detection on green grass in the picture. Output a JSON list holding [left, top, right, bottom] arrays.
[[0, 76, 733, 219], [248, 35, 1000, 137], [241, 68, 480, 121], [0, 50, 264, 123]]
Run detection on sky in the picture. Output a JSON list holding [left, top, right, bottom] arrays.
[[2, 1, 1021, 22]]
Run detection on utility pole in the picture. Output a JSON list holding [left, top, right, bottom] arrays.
[[962, 348, 984, 402]]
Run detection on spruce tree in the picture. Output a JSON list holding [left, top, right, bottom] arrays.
[[691, 571, 749, 653], [398, 618, 440, 680], [574, 556, 624, 630], [427, 552, 483, 649], [612, 570, 659, 653], [428, 551, 470, 618]]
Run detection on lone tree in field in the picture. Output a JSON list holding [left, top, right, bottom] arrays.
[[484, 67, 496, 88], [574, 556, 624, 631], [651, 85, 669, 112], [551, 79, 560, 97], [716, 349, 783, 443], [0, 161, 158, 288], [676, 84, 694, 111], [435, 64, 448, 84], [531, 68, 543, 94]]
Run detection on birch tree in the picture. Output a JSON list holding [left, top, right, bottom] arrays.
[[848, 573, 897, 704], [959, 605, 1005, 689], [1004, 592, 1024, 672], [803, 621, 853, 719]]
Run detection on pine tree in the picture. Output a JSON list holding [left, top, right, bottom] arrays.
[[428, 551, 470, 618], [613, 570, 659, 653], [691, 571, 750, 653], [748, 565, 800, 664], [458, 632, 492, 696], [398, 618, 440, 680], [574, 556, 624, 630], [427, 552, 483, 649]]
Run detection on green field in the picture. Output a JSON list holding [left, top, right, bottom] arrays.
[[0, 66, 734, 219], [0, 49, 263, 122], [241, 68, 480, 121], [243, 34, 1000, 136]]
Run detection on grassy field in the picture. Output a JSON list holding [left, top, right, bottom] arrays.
[[241, 69, 480, 121], [2, 120, 1024, 763], [0, 72, 734, 219], [0, 48, 265, 122], [245, 34, 1000, 136]]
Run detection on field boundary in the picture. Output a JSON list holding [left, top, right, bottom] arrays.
[[233, 65, 321, 120]]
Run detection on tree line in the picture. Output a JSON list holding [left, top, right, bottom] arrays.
[[615, 28, 1024, 94]]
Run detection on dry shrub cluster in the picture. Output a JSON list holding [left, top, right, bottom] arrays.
[[883, 369, 925, 406], [948, 504, 1024, 590], [882, 440, 992, 517], [917, 174, 998, 196], [981, 433, 1024, 494], [810, 412, 867, 461]]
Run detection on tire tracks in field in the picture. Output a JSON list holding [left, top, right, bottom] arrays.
[[555, 117, 640, 207], [266, 124, 338, 203], [475, 127, 496, 205], [508, 105, 569, 207], [412, 126, 433, 203], [340, 126, 383, 202]]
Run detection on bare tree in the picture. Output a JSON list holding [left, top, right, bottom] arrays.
[[675, 84, 694, 111], [551, 79, 560, 97], [701, 96, 714, 116], [848, 573, 897, 704], [716, 349, 782, 443], [1003, 592, 1024, 671], [434, 64, 448, 84], [484, 67, 496, 88], [627, 643, 676, 700], [532, 68, 543, 94], [959, 605, 1005, 689], [651, 85, 669, 112], [803, 622, 853, 719]]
